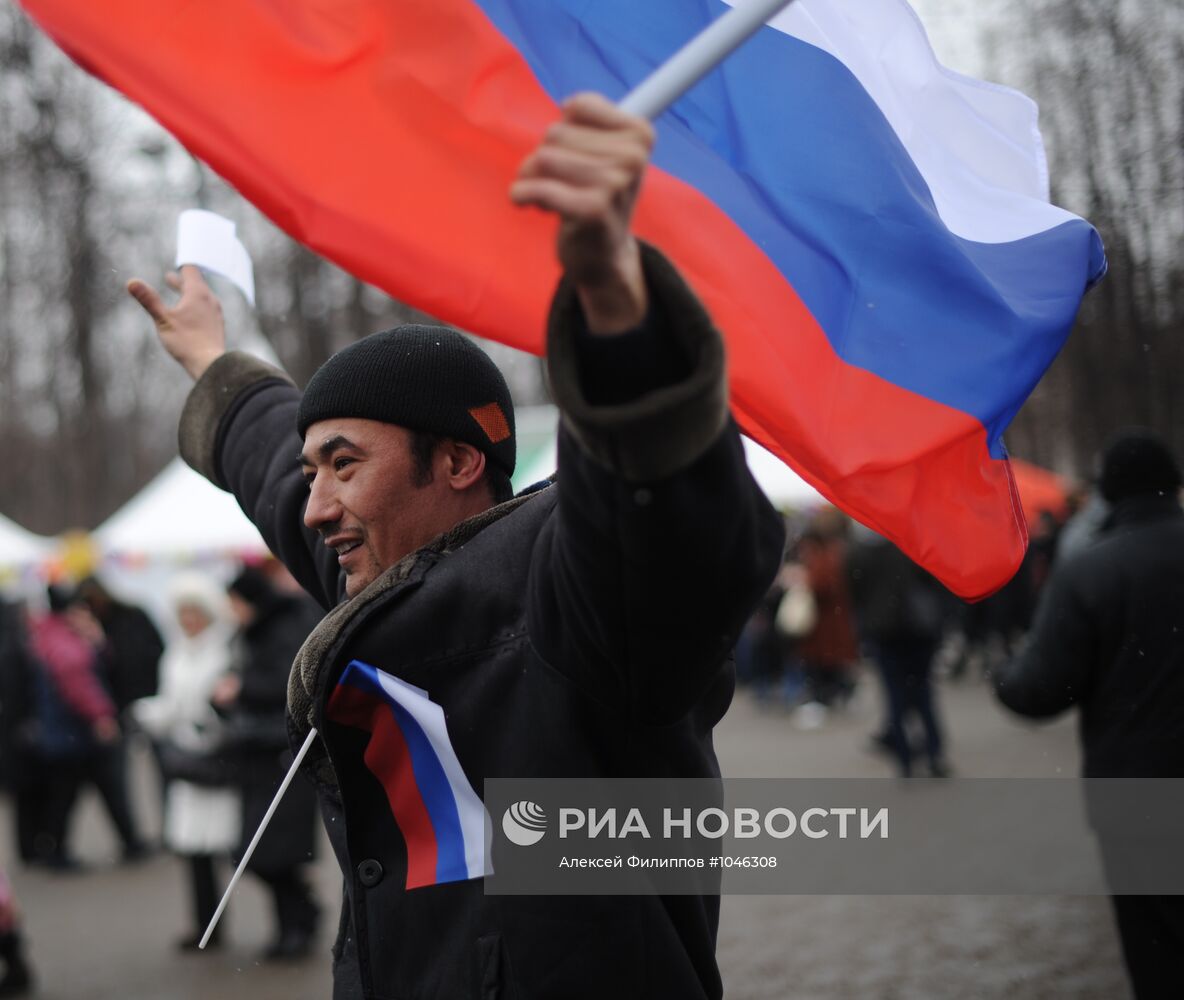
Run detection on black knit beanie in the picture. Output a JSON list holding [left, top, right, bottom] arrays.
[[296, 325, 515, 477], [1099, 429, 1182, 503]]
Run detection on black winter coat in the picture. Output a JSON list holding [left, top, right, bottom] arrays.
[[230, 592, 323, 873], [846, 534, 944, 644], [178, 246, 784, 999], [97, 604, 164, 710], [994, 493, 1184, 779]]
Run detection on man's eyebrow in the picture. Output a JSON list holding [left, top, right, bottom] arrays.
[[298, 434, 359, 467]]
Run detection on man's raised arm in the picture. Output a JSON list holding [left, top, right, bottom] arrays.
[[512, 95, 785, 721], [125, 262, 338, 608], [126, 265, 227, 381]]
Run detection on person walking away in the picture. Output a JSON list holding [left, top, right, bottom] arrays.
[[76, 575, 164, 711], [133, 573, 240, 951], [847, 532, 950, 778], [217, 566, 321, 960], [993, 429, 1184, 999]]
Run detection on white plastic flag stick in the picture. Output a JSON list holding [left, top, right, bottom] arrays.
[[200, 727, 319, 949], [618, 0, 797, 119]]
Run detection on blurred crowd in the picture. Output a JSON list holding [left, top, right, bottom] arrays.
[[737, 428, 1184, 996], [737, 476, 1102, 779], [0, 561, 326, 994], [1, 430, 1181, 998]]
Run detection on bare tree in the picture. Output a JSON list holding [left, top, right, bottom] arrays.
[[994, 0, 1184, 478]]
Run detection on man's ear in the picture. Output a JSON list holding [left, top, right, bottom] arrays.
[[440, 440, 487, 492]]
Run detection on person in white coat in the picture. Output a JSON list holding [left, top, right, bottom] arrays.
[[133, 573, 240, 951]]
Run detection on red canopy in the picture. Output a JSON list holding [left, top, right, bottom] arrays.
[[1010, 458, 1071, 524]]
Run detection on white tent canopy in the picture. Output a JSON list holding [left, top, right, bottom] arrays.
[[93, 458, 267, 557], [0, 512, 52, 567], [514, 425, 823, 509]]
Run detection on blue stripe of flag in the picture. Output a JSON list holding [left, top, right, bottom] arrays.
[[341, 663, 470, 885], [468, 0, 1104, 455]]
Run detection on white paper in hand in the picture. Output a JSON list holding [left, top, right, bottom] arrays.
[[175, 209, 256, 305]]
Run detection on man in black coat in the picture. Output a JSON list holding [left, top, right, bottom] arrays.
[[846, 530, 949, 777], [993, 429, 1184, 999], [218, 566, 323, 959], [75, 576, 164, 710], [128, 96, 784, 999]]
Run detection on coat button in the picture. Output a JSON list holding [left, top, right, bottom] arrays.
[[357, 859, 384, 888]]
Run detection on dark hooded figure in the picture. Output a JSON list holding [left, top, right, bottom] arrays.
[[75, 575, 164, 710], [993, 428, 1184, 999], [218, 566, 323, 960]]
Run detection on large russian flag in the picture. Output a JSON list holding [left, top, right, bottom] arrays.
[[19, 0, 1104, 598], [327, 660, 491, 889]]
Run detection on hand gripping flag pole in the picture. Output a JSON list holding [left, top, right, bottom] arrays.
[[200, 727, 319, 949], [198, 0, 793, 947]]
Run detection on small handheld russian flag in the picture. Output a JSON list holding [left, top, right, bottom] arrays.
[[327, 661, 492, 890]]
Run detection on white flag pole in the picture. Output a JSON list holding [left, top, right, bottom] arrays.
[[618, 0, 797, 119], [199, 727, 320, 949]]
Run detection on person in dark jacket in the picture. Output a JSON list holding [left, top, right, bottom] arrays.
[[216, 566, 322, 960], [127, 96, 784, 1000], [847, 529, 950, 778], [993, 429, 1184, 1000], [75, 576, 164, 710]]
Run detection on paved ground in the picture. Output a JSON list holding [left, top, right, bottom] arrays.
[[1, 670, 1130, 999], [713, 675, 1128, 1000]]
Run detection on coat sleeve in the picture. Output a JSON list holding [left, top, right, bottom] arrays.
[[177, 356, 342, 610], [992, 562, 1095, 718], [528, 243, 785, 724]]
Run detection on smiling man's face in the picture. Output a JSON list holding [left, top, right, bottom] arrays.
[[300, 418, 441, 598]]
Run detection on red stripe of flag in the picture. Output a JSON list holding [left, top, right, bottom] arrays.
[[635, 173, 1027, 596], [327, 682, 439, 890]]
